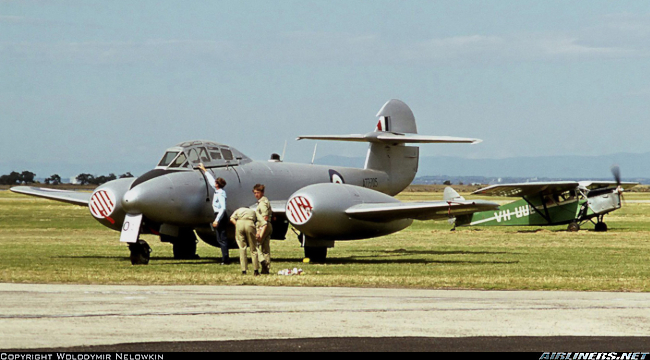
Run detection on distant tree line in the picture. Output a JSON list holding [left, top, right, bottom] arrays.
[[74, 172, 134, 185], [0, 171, 134, 186], [0, 171, 36, 185]]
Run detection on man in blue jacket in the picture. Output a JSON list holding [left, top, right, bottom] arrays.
[[198, 163, 230, 265]]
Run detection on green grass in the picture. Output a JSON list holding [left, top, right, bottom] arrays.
[[1, 190, 649, 291]]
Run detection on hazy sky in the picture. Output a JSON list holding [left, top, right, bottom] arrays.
[[2, 0, 650, 174]]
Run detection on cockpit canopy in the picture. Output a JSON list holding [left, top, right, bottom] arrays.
[[156, 140, 250, 170]]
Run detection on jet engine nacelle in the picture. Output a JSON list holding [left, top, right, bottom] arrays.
[[286, 183, 413, 240], [88, 178, 136, 231]]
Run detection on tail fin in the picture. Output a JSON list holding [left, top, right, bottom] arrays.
[[375, 99, 418, 133], [297, 99, 482, 195], [443, 187, 466, 202]]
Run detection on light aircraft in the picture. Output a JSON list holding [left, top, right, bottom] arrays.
[[453, 167, 638, 232], [12, 99, 499, 264]]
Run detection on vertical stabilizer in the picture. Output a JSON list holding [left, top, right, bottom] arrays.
[[443, 187, 466, 202], [375, 99, 418, 134], [366, 100, 420, 195]]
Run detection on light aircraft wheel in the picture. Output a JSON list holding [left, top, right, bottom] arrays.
[[129, 240, 152, 265], [567, 222, 580, 232], [595, 222, 608, 232], [304, 246, 327, 263]]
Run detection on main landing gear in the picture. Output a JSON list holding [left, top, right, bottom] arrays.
[[293, 230, 329, 263], [567, 217, 609, 233], [594, 216, 609, 233]]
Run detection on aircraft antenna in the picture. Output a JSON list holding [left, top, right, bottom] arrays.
[[281, 140, 287, 161], [311, 144, 318, 165]]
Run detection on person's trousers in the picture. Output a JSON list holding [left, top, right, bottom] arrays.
[[257, 224, 272, 267], [235, 220, 259, 272], [214, 212, 229, 263]]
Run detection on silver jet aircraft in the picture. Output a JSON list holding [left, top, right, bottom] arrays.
[[12, 100, 499, 264]]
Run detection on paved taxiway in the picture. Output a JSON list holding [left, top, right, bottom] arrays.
[[1, 283, 650, 350]]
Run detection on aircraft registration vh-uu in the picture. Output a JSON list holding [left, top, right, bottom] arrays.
[[11, 100, 499, 265]]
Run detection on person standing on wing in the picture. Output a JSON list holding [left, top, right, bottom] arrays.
[[253, 184, 272, 274], [197, 163, 230, 265]]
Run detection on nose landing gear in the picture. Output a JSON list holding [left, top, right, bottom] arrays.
[[128, 239, 152, 265]]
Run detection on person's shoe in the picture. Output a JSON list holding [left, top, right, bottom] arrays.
[[261, 261, 270, 275], [220, 261, 230, 265], [254, 270, 260, 277], [242, 271, 247, 275]]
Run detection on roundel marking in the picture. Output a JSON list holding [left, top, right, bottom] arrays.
[[329, 169, 345, 184], [286, 195, 314, 225], [90, 189, 116, 224]]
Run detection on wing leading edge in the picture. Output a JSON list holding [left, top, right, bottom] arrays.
[[472, 182, 580, 198], [474, 181, 640, 198], [10, 186, 91, 206], [345, 200, 500, 222]]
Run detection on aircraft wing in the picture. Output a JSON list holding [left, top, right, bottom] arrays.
[[10, 186, 91, 206], [269, 200, 287, 215], [472, 182, 580, 198], [345, 200, 499, 222], [578, 181, 639, 191]]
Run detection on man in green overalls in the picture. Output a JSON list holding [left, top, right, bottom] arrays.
[[230, 207, 266, 276], [253, 184, 272, 274]]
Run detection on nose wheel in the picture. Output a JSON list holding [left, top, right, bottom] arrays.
[[128, 239, 152, 265]]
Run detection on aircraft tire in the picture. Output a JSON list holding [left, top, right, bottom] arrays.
[[172, 240, 199, 260], [304, 246, 327, 263], [595, 222, 608, 232], [129, 240, 151, 265], [567, 222, 580, 232]]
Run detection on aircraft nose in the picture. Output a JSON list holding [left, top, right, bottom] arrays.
[[120, 172, 212, 225], [121, 176, 175, 218], [122, 189, 142, 212]]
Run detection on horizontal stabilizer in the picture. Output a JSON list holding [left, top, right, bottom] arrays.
[[345, 200, 499, 222], [297, 132, 481, 144], [10, 186, 91, 206]]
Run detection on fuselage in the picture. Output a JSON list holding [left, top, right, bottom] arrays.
[[92, 140, 405, 233], [122, 160, 392, 228]]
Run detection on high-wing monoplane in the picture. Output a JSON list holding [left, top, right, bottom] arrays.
[[453, 167, 637, 232], [12, 100, 499, 264]]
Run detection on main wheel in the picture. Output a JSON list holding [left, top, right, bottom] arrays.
[[304, 246, 328, 263], [567, 222, 580, 232], [173, 240, 199, 259], [594, 222, 608, 232], [129, 240, 152, 265]]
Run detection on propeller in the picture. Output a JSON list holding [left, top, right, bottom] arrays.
[[611, 165, 626, 204]]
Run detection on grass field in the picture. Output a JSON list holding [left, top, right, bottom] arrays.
[[1, 189, 649, 291]]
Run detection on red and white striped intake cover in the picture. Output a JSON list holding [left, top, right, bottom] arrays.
[[89, 189, 116, 220], [286, 195, 313, 225]]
